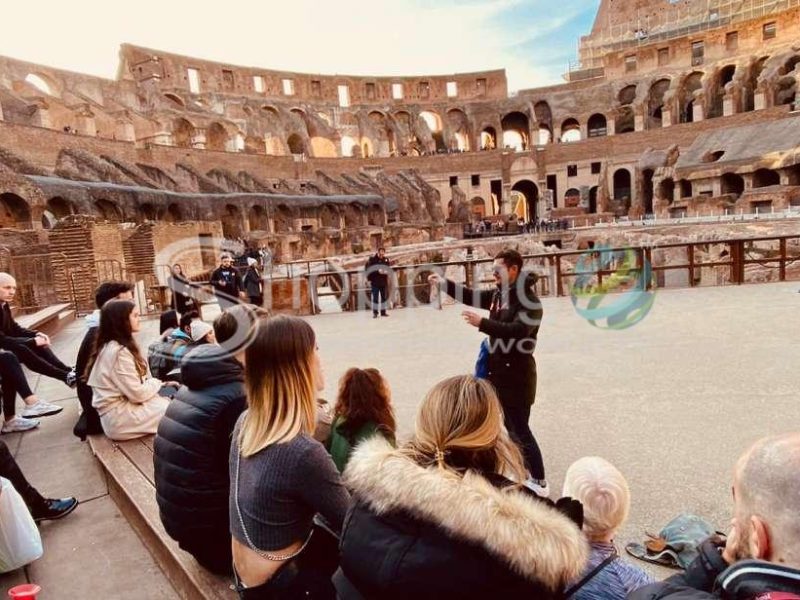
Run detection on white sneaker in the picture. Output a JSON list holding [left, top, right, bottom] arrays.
[[2, 416, 40, 433], [22, 400, 63, 418], [523, 478, 550, 498]]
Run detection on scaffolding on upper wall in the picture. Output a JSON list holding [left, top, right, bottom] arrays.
[[572, 0, 799, 71]]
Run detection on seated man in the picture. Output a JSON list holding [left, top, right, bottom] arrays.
[[0, 350, 62, 433], [73, 281, 134, 440], [0, 273, 75, 410], [631, 432, 800, 599], [0, 439, 77, 521]]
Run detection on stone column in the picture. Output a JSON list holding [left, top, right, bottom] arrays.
[[754, 90, 767, 110], [723, 94, 736, 116], [76, 106, 97, 137], [692, 102, 705, 122], [606, 115, 616, 136]]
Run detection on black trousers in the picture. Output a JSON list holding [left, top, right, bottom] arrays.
[[6, 342, 71, 382], [0, 351, 33, 420], [502, 403, 546, 481], [370, 285, 388, 316], [0, 440, 45, 509], [179, 530, 233, 576]]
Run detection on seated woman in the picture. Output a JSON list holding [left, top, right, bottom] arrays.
[[86, 300, 176, 441], [335, 375, 588, 600], [562, 457, 654, 599], [229, 315, 350, 598], [327, 367, 396, 473]]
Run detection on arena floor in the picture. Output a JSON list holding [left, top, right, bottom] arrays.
[[1, 280, 797, 595]]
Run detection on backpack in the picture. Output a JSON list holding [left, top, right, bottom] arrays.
[[147, 336, 189, 380]]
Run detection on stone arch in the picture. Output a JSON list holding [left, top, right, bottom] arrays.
[[274, 204, 293, 233], [343, 203, 364, 228], [641, 169, 655, 214], [261, 105, 280, 119], [708, 66, 735, 118], [746, 56, 770, 111], [319, 205, 340, 228], [501, 111, 530, 151], [589, 186, 599, 213], [367, 110, 396, 156], [95, 199, 122, 222], [419, 110, 445, 152], [648, 78, 671, 128], [287, 133, 306, 155], [165, 203, 182, 222], [0, 193, 32, 229], [613, 169, 632, 210], [221, 204, 244, 238], [680, 72, 704, 123], [23, 73, 58, 97], [207, 122, 230, 152], [244, 136, 265, 154], [659, 178, 675, 203], [446, 108, 470, 151], [721, 173, 744, 198], [164, 93, 185, 108], [367, 204, 384, 226], [341, 135, 357, 157], [480, 126, 497, 150], [560, 118, 581, 143], [361, 139, 373, 158], [533, 101, 553, 144], [248, 205, 270, 231], [587, 113, 607, 137], [752, 168, 780, 188], [678, 179, 693, 198], [511, 179, 539, 221], [618, 85, 637, 106], [616, 106, 635, 134], [172, 118, 195, 148], [138, 203, 157, 221], [46, 196, 74, 219]]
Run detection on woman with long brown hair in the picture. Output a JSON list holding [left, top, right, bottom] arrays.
[[86, 300, 176, 441], [229, 315, 349, 598], [327, 367, 396, 473], [334, 375, 588, 600]]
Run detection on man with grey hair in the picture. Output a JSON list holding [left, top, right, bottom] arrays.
[[630, 432, 800, 599]]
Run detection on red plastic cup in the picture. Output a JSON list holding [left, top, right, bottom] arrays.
[[7, 584, 41, 599]]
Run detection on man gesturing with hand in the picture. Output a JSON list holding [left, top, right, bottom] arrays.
[[429, 249, 548, 496]]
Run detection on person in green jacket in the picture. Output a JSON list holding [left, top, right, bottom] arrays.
[[327, 367, 396, 473]]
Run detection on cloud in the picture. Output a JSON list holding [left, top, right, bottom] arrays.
[[0, 0, 600, 91]]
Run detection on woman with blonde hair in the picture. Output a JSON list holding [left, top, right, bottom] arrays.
[[86, 300, 177, 441], [334, 374, 588, 600], [229, 315, 349, 599], [326, 367, 396, 473], [561, 457, 653, 599]]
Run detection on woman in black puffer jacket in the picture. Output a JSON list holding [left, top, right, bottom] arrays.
[[334, 375, 588, 600], [154, 343, 246, 575]]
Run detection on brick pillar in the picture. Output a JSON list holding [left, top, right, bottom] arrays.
[[692, 102, 705, 122], [754, 90, 767, 110], [191, 128, 207, 150], [606, 115, 616, 136], [662, 107, 673, 127], [723, 94, 735, 116]]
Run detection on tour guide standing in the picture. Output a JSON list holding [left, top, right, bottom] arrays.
[[210, 255, 243, 310], [429, 249, 548, 496], [365, 247, 391, 318]]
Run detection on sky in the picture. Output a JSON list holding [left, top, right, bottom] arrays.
[[0, 0, 600, 92]]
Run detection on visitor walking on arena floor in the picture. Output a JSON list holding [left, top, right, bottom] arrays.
[[630, 432, 800, 600], [229, 315, 349, 598], [169, 264, 194, 315], [326, 367, 396, 473], [429, 249, 548, 496], [210, 255, 244, 310], [334, 375, 587, 599], [86, 300, 177, 441], [365, 247, 391, 318], [0, 439, 77, 521], [242, 257, 263, 307], [0, 272, 76, 394], [73, 281, 134, 440], [0, 350, 61, 433]]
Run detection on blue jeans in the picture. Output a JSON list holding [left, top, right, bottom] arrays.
[[370, 285, 387, 316]]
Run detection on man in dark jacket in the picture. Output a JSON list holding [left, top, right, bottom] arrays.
[[153, 331, 246, 575], [429, 249, 547, 495], [365, 248, 391, 318], [73, 281, 134, 440], [630, 432, 800, 600], [210, 255, 243, 310]]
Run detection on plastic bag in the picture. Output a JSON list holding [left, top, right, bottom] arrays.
[[475, 338, 490, 379], [0, 477, 43, 573]]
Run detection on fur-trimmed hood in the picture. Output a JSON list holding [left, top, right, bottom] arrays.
[[344, 437, 588, 590]]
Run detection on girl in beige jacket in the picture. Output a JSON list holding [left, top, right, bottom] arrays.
[[87, 300, 176, 441]]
